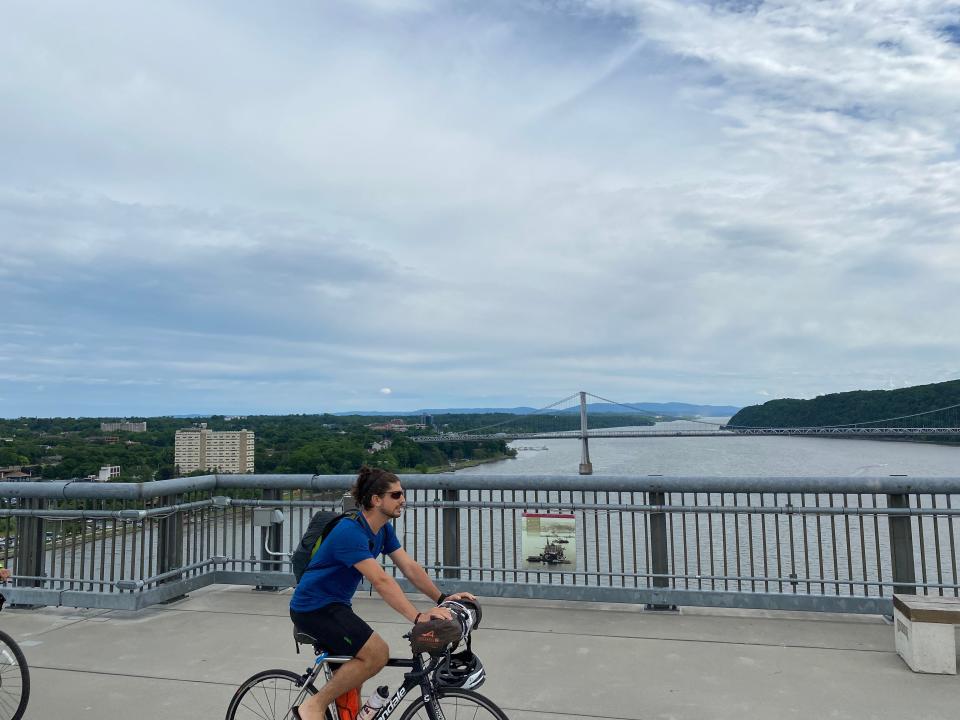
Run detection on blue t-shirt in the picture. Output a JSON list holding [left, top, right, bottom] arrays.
[[290, 513, 401, 612]]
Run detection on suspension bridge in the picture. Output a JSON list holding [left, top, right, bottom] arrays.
[[411, 391, 960, 474]]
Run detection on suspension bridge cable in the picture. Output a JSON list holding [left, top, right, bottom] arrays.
[[584, 392, 726, 428], [450, 393, 581, 435]]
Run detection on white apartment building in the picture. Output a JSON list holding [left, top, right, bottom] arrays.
[[174, 427, 255, 474]]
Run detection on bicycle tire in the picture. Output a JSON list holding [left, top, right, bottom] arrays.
[[398, 687, 509, 720], [0, 629, 29, 720], [225, 668, 333, 720]]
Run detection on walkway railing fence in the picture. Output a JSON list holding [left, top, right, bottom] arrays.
[[0, 474, 957, 614]]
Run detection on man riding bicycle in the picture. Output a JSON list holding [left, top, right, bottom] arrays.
[[289, 466, 475, 720]]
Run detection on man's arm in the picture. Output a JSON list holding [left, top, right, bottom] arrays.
[[389, 548, 477, 605], [389, 548, 443, 602], [355, 558, 419, 622], [355, 558, 449, 623]]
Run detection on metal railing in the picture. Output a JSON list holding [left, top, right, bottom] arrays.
[[0, 474, 957, 614]]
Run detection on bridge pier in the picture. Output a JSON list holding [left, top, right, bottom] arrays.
[[579, 391, 593, 475]]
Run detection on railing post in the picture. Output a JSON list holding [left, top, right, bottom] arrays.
[[14, 497, 46, 595], [157, 494, 184, 587], [887, 493, 917, 596], [647, 491, 676, 610], [257, 488, 283, 591], [442, 488, 460, 581]]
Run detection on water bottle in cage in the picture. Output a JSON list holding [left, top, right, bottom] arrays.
[[357, 685, 389, 720]]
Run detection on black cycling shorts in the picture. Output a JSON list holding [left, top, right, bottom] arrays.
[[290, 603, 374, 657]]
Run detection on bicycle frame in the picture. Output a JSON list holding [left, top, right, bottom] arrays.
[[298, 650, 447, 720]]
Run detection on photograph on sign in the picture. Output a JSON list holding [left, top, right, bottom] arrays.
[[522, 512, 576, 570]]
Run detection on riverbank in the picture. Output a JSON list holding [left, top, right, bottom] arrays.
[[422, 452, 515, 473]]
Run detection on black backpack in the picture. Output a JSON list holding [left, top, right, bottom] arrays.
[[291, 509, 361, 582]]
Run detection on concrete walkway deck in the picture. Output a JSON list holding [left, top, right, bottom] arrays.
[[3, 585, 959, 719]]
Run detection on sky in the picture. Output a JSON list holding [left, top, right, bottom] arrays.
[[2, 1, 960, 417]]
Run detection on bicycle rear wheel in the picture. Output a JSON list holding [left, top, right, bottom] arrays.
[[0, 629, 29, 720], [225, 668, 333, 720], [399, 687, 508, 720]]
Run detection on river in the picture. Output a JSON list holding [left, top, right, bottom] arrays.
[[455, 418, 960, 477]]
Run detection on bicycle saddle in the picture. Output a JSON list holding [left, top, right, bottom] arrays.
[[293, 629, 319, 646], [292, 626, 331, 656]]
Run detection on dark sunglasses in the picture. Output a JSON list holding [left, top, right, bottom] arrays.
[[383, 490, 405, 500]]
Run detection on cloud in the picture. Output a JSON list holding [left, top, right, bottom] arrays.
[[1, 1, 959, 415], [380, 388, 393, 395]]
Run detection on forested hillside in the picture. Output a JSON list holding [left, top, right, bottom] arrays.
[[728, 379, 960, 428]]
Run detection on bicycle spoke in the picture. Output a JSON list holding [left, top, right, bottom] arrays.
[[228, 671, 309, 720], [243, 682, 283, 719], [402, 690, 506, 720]]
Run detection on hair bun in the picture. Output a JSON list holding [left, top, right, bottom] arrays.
[[355, 465, 373, 500]]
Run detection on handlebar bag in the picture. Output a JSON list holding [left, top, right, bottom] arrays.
[[409, 617, 463, 655]]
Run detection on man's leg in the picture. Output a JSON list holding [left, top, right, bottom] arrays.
[[297, 632, 390, 720]]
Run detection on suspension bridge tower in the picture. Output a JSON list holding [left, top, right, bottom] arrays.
[[579, 391, 593, 475]]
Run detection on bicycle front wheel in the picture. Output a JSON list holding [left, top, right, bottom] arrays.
[[0, 629, 29, 720], [225, 669, 333, 720], [399, 688, 509, 720]]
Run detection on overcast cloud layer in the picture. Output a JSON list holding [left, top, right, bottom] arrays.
[[2, 0, 959, 417]]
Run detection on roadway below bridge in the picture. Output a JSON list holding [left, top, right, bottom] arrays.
[[413, 427, 960, 442]]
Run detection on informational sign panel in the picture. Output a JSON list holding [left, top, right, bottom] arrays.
[[522, 512, 576, 571]]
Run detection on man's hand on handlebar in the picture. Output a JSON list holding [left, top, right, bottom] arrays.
[[417, 606, 453, 622], [413, 591, 478, 623]]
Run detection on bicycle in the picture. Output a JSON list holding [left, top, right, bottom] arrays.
[[225, 601, 508, 720], [0, 581, 30, 720]]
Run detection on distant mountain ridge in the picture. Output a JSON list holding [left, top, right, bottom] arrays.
[[729, 379, 960, 427], [335, 401, 740, 417]]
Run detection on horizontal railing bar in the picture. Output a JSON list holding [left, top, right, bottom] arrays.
[[5, 575, 128, 584], [12, 564, 960, 594], [136, 557, 229, 586], [3, 474, 960, 499], [0, 474, 354, 500], [9, 499, 960, 520], [229, 499, 341, 508], [0, 509, 143, 519], [395, 501, 960, 517]]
